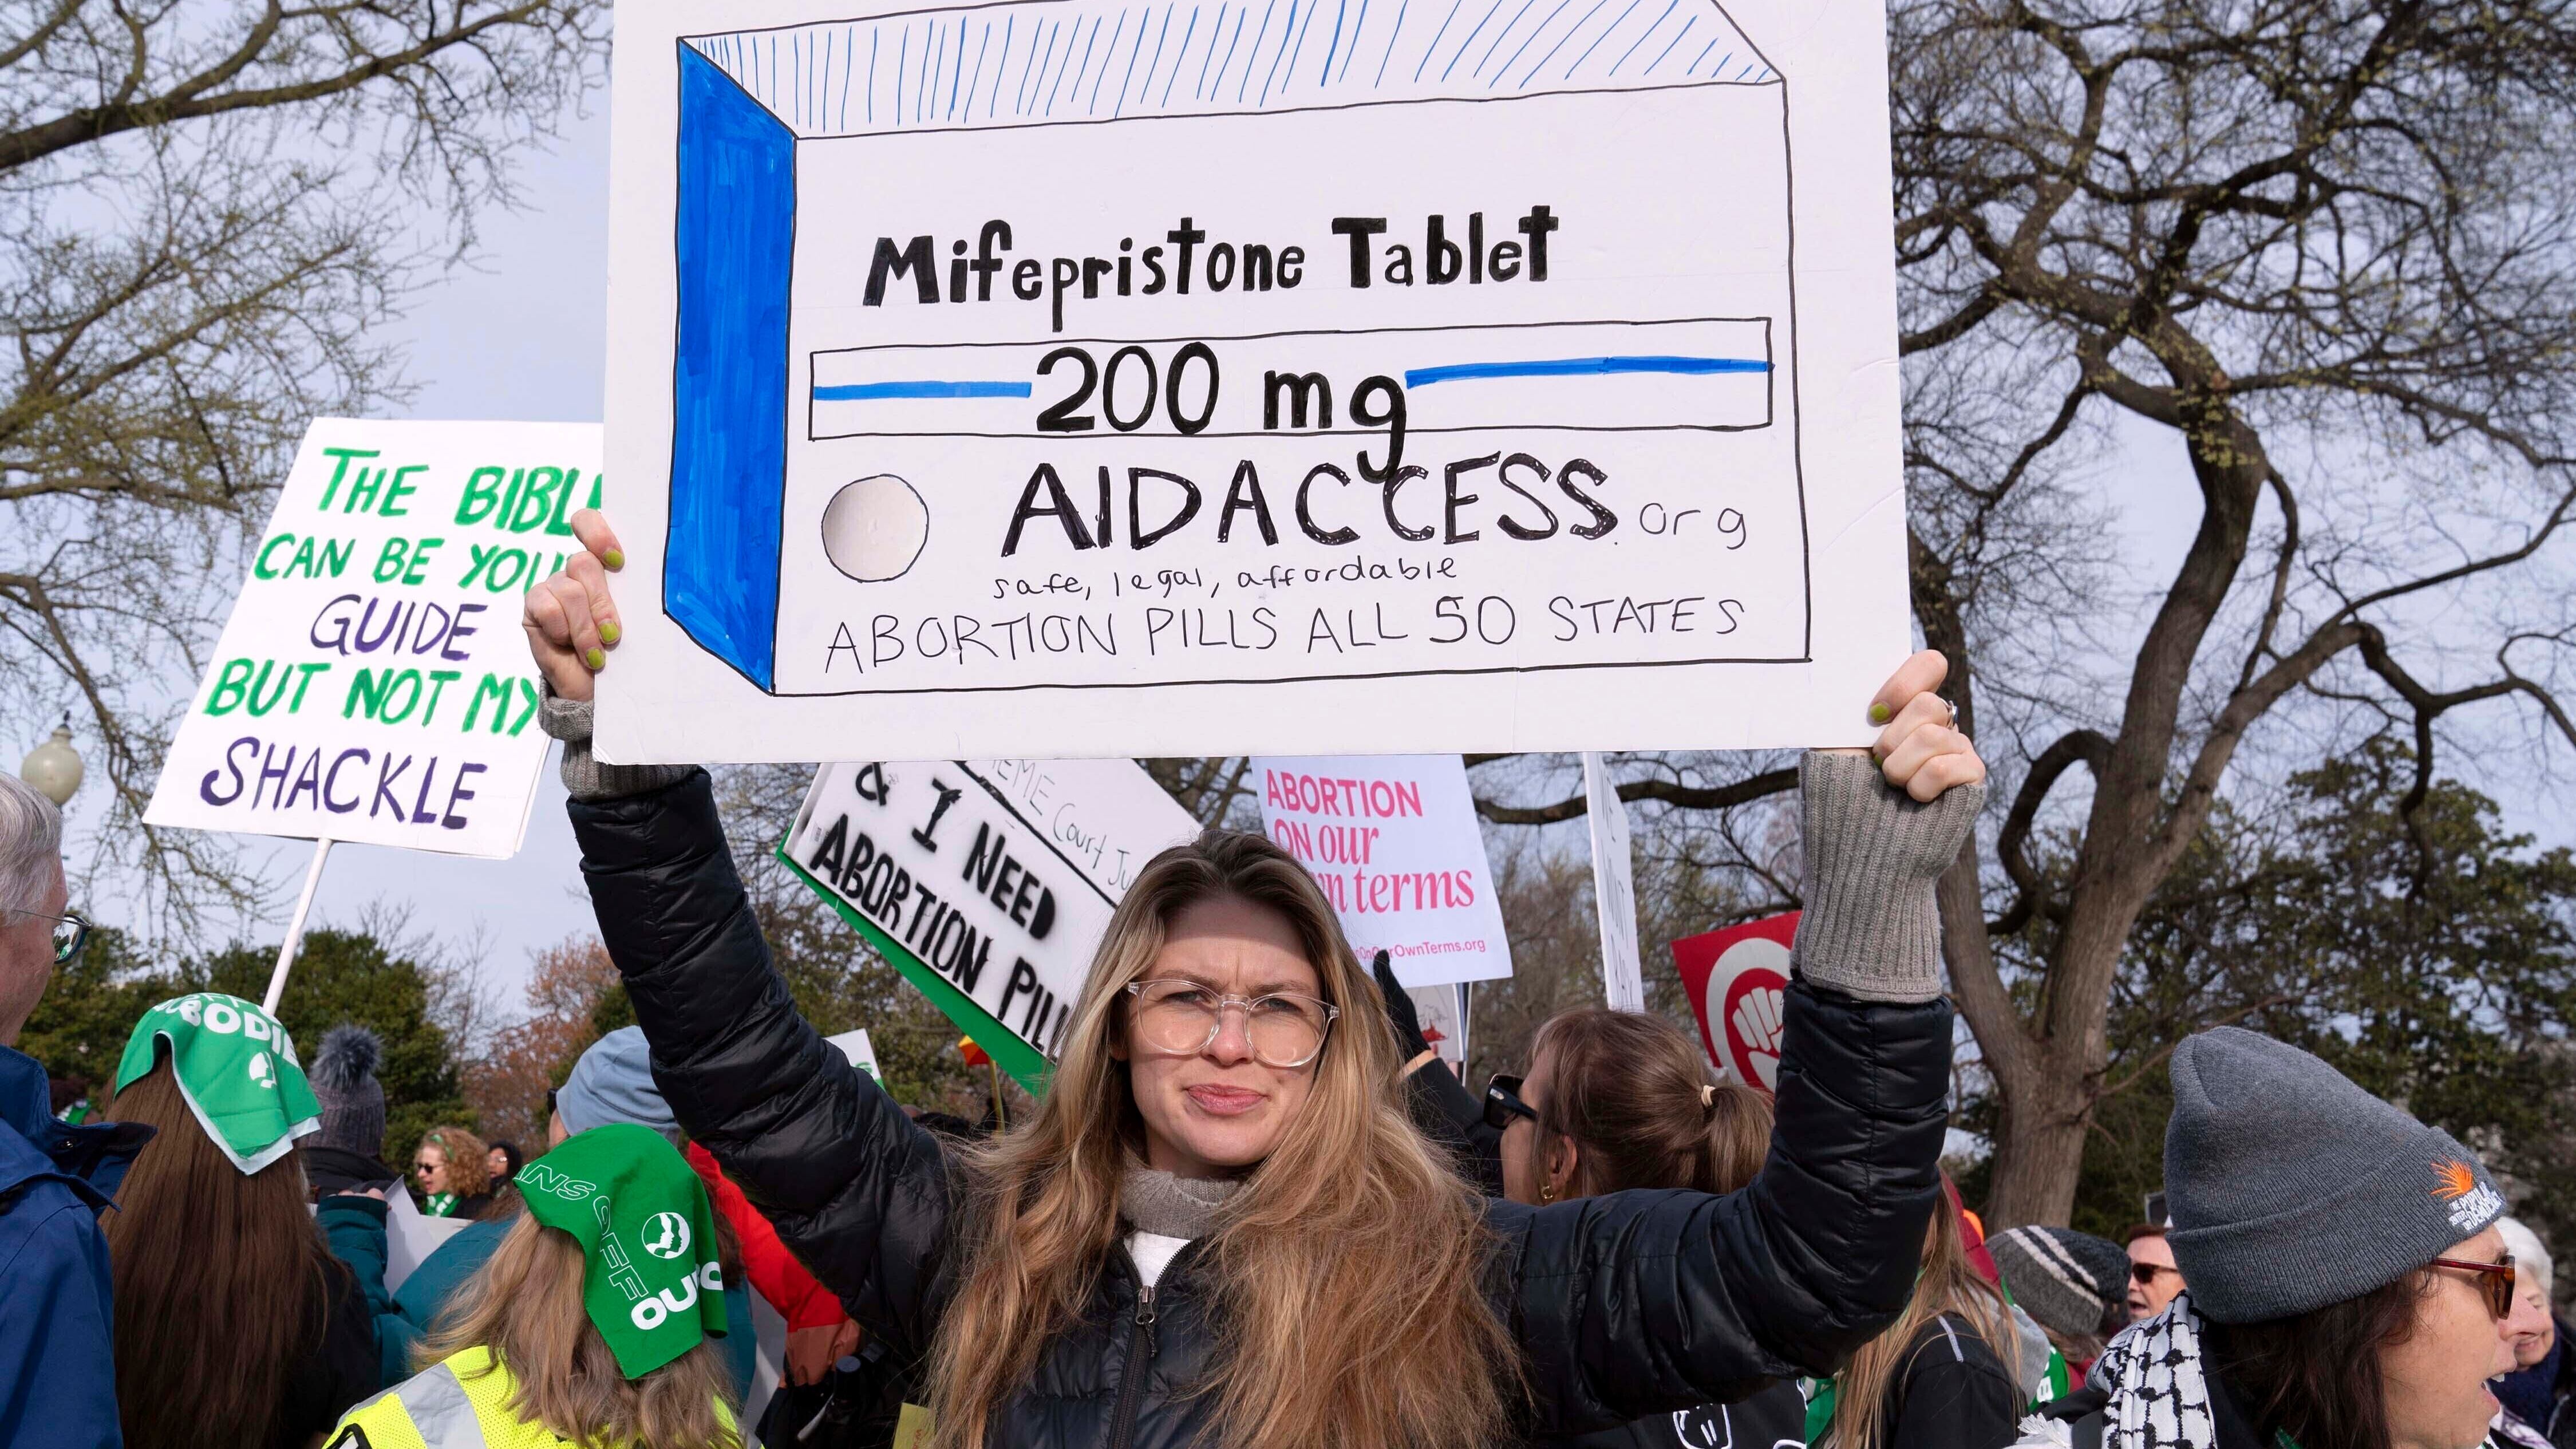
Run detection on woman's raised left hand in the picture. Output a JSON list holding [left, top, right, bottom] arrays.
[[1862, 650, 1984, 802]]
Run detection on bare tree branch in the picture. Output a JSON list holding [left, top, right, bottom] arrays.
[[0, 0, 610, 931], [1473, 768, 1799, 826]]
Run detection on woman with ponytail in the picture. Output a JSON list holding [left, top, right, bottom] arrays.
[[1483, 1005, 1812, 1447], [521, 510, 1987, 1449]]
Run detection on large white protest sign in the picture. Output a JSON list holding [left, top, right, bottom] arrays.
[[595, 0, 1909, 763], [1254, 756, 1510, 988], [783, 757, 1200, 1088], [145, 420, 589, 858]]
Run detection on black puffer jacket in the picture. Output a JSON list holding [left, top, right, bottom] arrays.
[[571, 771, 1952, 1447]]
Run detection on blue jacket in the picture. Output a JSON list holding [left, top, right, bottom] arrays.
[[0, 1044, 151, 1449]]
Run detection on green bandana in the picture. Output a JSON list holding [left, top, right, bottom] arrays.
[[513, 1123, 728, 1377], [114, 993, 321, 1175]]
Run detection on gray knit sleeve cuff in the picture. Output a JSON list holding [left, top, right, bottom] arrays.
[[1790, 750, 1985, 1004], [538, 688, 697, 802]]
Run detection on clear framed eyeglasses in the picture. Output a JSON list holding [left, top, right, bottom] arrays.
[[1123, 979, 1340, 1068]]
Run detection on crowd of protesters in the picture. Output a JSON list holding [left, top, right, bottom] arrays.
[[0, 514, 2547, 1449]]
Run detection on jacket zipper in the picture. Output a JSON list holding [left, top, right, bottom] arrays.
[[1105, 1280, 1159, 1449]]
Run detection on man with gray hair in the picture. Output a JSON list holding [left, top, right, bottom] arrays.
[[0, 769, 147, 1448]]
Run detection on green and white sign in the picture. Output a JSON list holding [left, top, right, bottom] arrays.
[[143, 418, 598, 858], [782, 758, 1198, 1091]]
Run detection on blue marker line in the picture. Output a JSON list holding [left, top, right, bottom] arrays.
[[1402, 355, 1769, 387], [1373, 0, 1405, 85], [815, 381, 1034, 401], [1520, 0, 1609, 88], [1163, 7, 1196, 105]]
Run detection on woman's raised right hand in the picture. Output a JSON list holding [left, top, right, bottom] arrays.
[[521, 510, 625, 703]]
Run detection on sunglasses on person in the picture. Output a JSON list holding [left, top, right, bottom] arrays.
[[1484, 1074, 1539, 1132], [2129, 1262, 2180, 1288], [3, 907, 89, 965], [2429, 1253, 2518, 1319]]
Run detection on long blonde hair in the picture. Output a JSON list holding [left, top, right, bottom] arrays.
[[927, 830, 1516, 1449], [1826, 1184, 2021, 1449], [422, 1213, 739, 1449]]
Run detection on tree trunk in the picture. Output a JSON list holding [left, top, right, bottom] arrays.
[[1982, 1038, 2095, 1228]]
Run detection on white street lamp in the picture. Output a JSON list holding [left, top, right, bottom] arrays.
[[18, 715, 82, 806]]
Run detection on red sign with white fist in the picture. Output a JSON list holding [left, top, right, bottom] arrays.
[[1669, 912, 1800, 1096]]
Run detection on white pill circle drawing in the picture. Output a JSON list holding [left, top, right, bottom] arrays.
[[820, 474, 930, 582]]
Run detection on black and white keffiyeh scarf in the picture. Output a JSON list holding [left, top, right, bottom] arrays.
[[2017, 1293, 2216, 1449]]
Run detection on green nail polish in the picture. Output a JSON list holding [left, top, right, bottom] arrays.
[[1868, 702, 1893, 725], [598, 621, 621, 645], [603, 548, 625, 571], [584, 646, 606, 670]]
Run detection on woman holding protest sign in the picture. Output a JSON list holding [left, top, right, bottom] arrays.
[[1439, 994, 1813, 1447], [327, 1123, 741, 1449], [101, 993, 380, 1449], [521, 510, 1985, 1449]]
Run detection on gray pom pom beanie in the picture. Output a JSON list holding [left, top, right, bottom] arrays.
[[309, 1023, 387, 1159], [2164, 1026, 2506, 1324]]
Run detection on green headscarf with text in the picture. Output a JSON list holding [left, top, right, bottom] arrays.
[[113, 993, 320, 1174], [513, 1123, 729, 1377]]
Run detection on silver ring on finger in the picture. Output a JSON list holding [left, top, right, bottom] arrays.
[[1942, 696, 1959, 732]]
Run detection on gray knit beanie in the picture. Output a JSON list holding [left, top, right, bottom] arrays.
[[1991, 1225, 2129, 1340], [556, 1026, 682, 1145], [309, 1024, 387, 1158], [2165, 1026, 2506, 1323]]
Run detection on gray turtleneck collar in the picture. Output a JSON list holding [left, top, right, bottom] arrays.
[[1121, 1166, 1242, 1240]]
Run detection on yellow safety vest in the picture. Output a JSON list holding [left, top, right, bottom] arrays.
[[324, 1345, 738, 1449]]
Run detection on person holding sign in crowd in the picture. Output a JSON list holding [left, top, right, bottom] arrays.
[[1389, 984, 1810, 1447], [102, 993, 379, 1449], [328, 1122, 740, 1449], [520, 509, 1984, 1449]]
